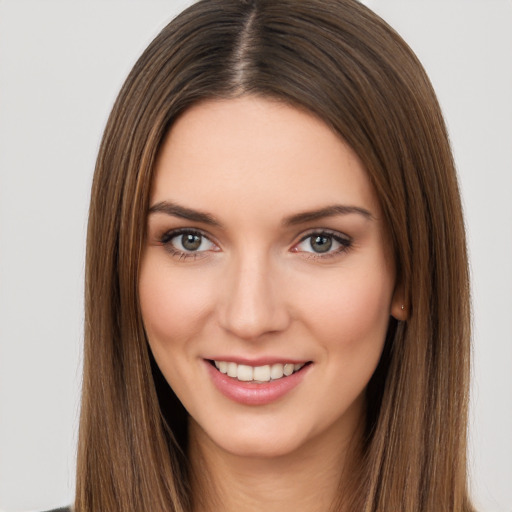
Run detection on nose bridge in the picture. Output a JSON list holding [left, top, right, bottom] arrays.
[[219, 247, 288, 340]]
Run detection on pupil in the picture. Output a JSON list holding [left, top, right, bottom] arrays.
[[311, 235, 332, 253], [182, 234, 201, 251]]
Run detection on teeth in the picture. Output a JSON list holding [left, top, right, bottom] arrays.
[[237, 364, 253, 381], [253, 365, 271, 382], [213, 360, 305, 382], [227, 362, 238, 378], [283, 363, 294, 376], [270, 363, 284, 380]]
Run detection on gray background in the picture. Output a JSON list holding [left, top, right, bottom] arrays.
[[0, 1, 511, 511]]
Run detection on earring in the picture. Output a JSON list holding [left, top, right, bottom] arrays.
[[401, 304, 406, 311]]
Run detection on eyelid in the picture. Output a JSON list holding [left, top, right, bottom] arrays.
[[291, 229, 352, 258], [156, 226, 352, 261], [160, 227, 213, 245], [296, 228, 351, 244], [160, 227, 219, 260]]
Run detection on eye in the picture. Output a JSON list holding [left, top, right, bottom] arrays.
[[161, 229, 218, 258], [292, 231, 351, 257]]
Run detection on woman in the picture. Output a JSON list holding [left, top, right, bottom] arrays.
[[74, 0, 474, 510]]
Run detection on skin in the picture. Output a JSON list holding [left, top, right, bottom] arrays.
[[139, 96, 405, 512]]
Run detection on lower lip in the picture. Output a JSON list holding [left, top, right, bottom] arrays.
[[205, 361, 311, 406]]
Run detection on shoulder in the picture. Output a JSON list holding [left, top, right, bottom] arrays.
[[41, 508, 72, 512]]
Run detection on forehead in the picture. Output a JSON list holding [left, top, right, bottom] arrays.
[[151, 96, 380, 219]]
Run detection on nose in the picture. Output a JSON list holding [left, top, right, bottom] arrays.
[[218, 250, 291, 341]]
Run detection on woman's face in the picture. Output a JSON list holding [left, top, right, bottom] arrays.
[[139, 96, 403, 459]]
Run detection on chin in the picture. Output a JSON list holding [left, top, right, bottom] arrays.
[[191, 416, 313, 460], [224, 436, 304, 459]]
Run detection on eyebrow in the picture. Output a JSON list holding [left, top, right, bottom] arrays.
[[148, 201, 221, 226], [148, 201, 373, 227], [282, 205, 374, 226]]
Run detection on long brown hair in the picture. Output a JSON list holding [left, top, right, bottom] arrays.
[[77, 1, 474, 510]]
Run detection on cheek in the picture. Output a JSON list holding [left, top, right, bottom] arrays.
[[306, 270, 393, 411], [297, 264, 394, 356], [138, 259, 214, 349]]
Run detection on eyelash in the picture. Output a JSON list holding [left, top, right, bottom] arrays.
[[159, 228, 218, 261], [292, 230, 352, 260], [158, 228, 352, 261]]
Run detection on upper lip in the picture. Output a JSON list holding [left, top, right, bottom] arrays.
[[205, 356, 311, 366]]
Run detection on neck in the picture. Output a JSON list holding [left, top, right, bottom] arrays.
[[188, 415, 363, 512]]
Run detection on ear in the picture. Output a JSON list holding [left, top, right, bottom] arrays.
[[390, 282, 407, 321]]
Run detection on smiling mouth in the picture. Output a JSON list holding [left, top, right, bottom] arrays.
[[209, 360, 311, 383]]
